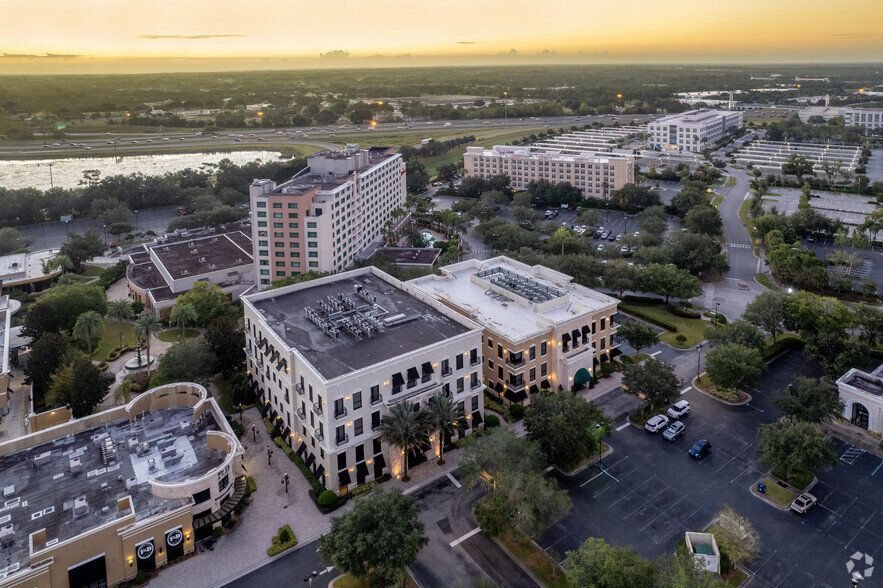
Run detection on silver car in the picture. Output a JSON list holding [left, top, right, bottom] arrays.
[[645, 414, 670, 433], [662, 421, 685, 442]]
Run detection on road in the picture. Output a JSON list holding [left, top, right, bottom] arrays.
[[225, 540, 338, 588]]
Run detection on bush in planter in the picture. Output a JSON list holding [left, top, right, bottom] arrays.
[[212, 526, 224, 538], [675, 334, 688, 345], [318, 489, 338, 506], [485, 414, 501, 428], [600, 362, 615, 377], [96, 362, 109, 372], [508, 404, 526, 420]]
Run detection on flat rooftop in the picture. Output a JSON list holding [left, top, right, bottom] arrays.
[[370, 247, 440, 267], [409, 258, 618, 343], [0, 406, 223, 576], [272, 148, 396, 196], [653, 109, 740, 125], [151, 231, 252, 281], [843, 371, 883, 397], [249, 273, 471, 380], [0, 250, 58, 286]]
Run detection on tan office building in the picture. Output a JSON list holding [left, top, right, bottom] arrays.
[[409, 257, 620, 405], [464, 145, 634, 199], [0, 383, 245, 588]]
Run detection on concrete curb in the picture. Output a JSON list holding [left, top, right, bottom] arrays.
[[690, 374, 753, 406], [492, 537, 547, 588], [748, 479, 792, 511], [555, 444, 615, 477]]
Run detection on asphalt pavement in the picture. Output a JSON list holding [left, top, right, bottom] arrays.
[[224, 540, 338, 588]]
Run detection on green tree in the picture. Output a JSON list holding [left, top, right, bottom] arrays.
[[616, 320, 659, 356], [666, 232, 729, 279], [639, 264, 702, 303], [22, 283, 107, 339], [378, 401, 431, 482], [427, 392, 466, 465], [157, 339, 217, 386], [524, 390, 608, 469], [59, 229, 107, 273], [705, 343, 764, 391], [134, 314, 162, 376], [712, 505, 760, 567], [563, 538, 655, 588], [743, 290, 787, 343], [105, 299, 133, 349], [318, 487, 427, 587], [603, 260, 642, 298], [170, 302, 198, 340], [683, 204, 723, 236], [772, 376, 844, 424], [853, 303, 883, 347], [653, 552, 726, 588], [609, 183, 662, 213], [204, 316, 246, 377], [460, 427, 571, 538], [406, 157, 429, 193], [23, 332, 71, 399], [174, 281, 228, 326], [705, 320, 765, 350], [0, 227, 34, 255], [73, 310, 104, 359], [46, 354, 110, 418], [757, 420, 837, 481], [622, 357, 679, 410], [113, 377, 138, 406]]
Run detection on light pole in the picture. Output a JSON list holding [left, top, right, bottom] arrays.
[[257, 111, 263, 130], [134, 210, 138, 229], [252, 423, 256, 442], [282, 472, 289, 493], [697, 344, 702, 378], [48, 163, 54, 189], [595, 423, 604, 469], [267, 445, 273, 466], [303, 571, 317, 587], [503, 91, 508, 129], [103, 224, 107, 244], [238, 403, 243, 422], [715, 302, 720, 325]]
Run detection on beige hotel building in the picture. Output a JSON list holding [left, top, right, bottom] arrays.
[[463, 145, 634, 198], [409, 257, 620, 405]]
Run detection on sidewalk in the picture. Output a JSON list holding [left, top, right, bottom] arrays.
[[149, 408, 346, 587]]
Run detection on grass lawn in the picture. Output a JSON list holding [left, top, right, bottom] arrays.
[[711, 194, 724, 207], [93, 321, 138, 357], [695, 374, 749, 403], [158, 328, 200, 343], [334, 572, 419, 588], [754, 477, 796, 507], [754, 273, 778, 291], [81, 265, 105, 276], [632, 352, 649, 363], [619, 304, 708, 348], [501, 534, 568, 588]]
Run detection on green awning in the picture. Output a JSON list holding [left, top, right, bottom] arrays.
[[574, 368, 592, 386]]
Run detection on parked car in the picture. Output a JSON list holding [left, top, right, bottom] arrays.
[[790, 493, 817, 514], [645, 414, 670, 433], [662, 421, 685, 442], [667, 400, 691, 419], [607, 233, 617, 242], [688, 439, 711, 459]]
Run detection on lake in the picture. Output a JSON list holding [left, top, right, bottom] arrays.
[[0, 150, 284, 190]]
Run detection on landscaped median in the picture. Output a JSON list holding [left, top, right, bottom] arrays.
[[619, 303, 708, 348], [693, 374, 751, 405], [750, 477, 796, 509], [267, 524, 297, 556], [498, 534, 568, 588]]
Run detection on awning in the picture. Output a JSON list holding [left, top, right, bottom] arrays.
[[529, 385, 539, 395], [572, 329, 580, 343], [315, 465, 325, 482], [581, 325, 591, 340], [421, 361, 434, 375], [296, 442, 307, 457], [562, 332, 571, 343], [610, 347, 622, 359], [540, 379, 551, 389], [407, 367, 420, 381], [282, 426, 291, 439], [600, 353, 609, 363], [574, 368, 592, 386], [338, 469, 352, 486], [374, 454, 386, 469], [472, 411, 483, 425], [356, 462, 369, 477], [193, 475, 247, 530], [593, 357, 600, 367], [392, 372, 405, 387], [504, 389, 528, 403], [494, 382, 504, 393], [305, 453, 315, 468]]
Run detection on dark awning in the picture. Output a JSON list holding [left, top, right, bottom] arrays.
[[407, 367, 420, 381], [392, 372, 405, 387], [504, 389, 528, 403], [572, 329, 581, 343], [315, 465, 325, 482], [494, 382, 504, 393], [541, 379, 551, 389], [574, 368, 592, 386], [193, 475, 247, 530], [610, 347, 622, 359], [338, 469, 352, 486], [282, 426, 291, 440], [374, 454, 386, 469], [562, 332, 571, 343], [472, 411, 483, 425], [581, 325, 591, 339], [600, 353, 609, 363], [529, 385, 539, 395], [296, 442, 307, 457], [305, 453, 315, 467], [357, 462, 369, 477], [593, 356, 600, 367], [421, 361, 434, 375]]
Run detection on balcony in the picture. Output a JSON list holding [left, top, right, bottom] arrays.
[[296, 408, 306, 420], [296, 383, 304, 395], [441, 367, 453, 377], [471, 380, 483, 390], [315, 432, 324, 442], [371, 420, 382, 431], [506, 380, 526, 393], [313, 402, 323, 415], [370, 393, 383, 406], [335, 434, 349, 447], [334, 407, 348, 420], [506, 356, 525, 368], [470, 356, 481, 367]]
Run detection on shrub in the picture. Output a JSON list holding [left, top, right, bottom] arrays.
[[95, 262, 128, 290], [318, 489, 338, 506], [229, 420, 245, 439], [667, 304, 702, 319], [623, 294, 665, 304], [675, 334, 688, 344], [621, 306, 679, 332], [267, 524, 297, 556], [508, 404, 526, 420], [212, 526, 224, 538], [106, 350, 120, 362], [720, 550, 732, 575], [245, 476, 257, 497], [716, 314, 728, 325], [131, 301, 145, 315], [351, 481, 377, 497], [485, 414, 501, 428], [96, 362, 109, 372], [762, 335, 804, 361], [135, 570, 147, 585], [482, 392, 510, 422], [620, 354, 635, 364], [278, 526, 292, 543], [600, 362, 615, 377]]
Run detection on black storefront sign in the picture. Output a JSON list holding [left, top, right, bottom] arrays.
[[166, 527, 185, 562], [136, 539, 156, 573]]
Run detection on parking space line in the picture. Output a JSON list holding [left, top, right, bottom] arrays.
[[650, 351, 661, 357], [843, 508, 878, 551], [640, 494, 686, 532], [449, 527, 481, 548], [446, 472, 462, 489], [679, 387, 691, 395], [615, 422, 631, 432]]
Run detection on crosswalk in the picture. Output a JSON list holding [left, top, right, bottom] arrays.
[[840, 445, 865, 465], [727, 243, 752, 249]]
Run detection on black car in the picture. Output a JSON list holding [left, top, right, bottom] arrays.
[[688, 439, 711, 459]]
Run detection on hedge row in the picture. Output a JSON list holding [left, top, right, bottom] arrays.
[[264, 417, 323, 492], [482, 392, 510, 422], [96, 262, 128, 290], [620, 306, 679, 332], [622, 294, 665, 305], [762, 335, 804, 361], [667, 304, 702, 319]]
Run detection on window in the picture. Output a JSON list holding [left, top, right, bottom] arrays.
[[457, 377, 464, 393], [529, 345, 536, 361], [530, 367, 536, 382], [336, 425, 346, 444], [352, 392, 362, 410], [441, 359, 450, 375], [370, 385, 381, 404], [456, 354, 463, 370], [334, 398, 346, 419], [487, 337, 494, 349], [497, 344, 503, 359], [498, 366, 503, 379], [354, 418, 363, 437], [488, 359, 494, 369], [471, 395, 479, 411], [541, 341, 547, 356], [373, 438, 382, 454], [337, 452, 347, 470], [541, 362, 547, 377], [600, 317, 606, 331], [371, 410, 381, 430], [355, 444, 365, 462]]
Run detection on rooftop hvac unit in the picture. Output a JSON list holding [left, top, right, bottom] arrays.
[[73, 496, 89, 516], [0, 524, 13, 545]]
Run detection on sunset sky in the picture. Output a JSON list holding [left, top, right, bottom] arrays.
[[1, 0, 882, 73]]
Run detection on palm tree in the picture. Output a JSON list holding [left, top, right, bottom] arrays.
[[169, 302, 197, 340], [134, 314, 161, 376], [106, 299, 133, 349], [427, 392, 466, 465], [73, 311, 104, 359], [114, 378, 138, 405], [378, 402, 431, 482]]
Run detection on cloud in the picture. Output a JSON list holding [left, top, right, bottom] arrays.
[[826, 33, 883, 39], [0, 53, 84, 59], [457, 41, 485, 45], [509, 48, 518, 55], [134, 34, 246, 39], [319, 49, 350, 59], [538, 49, 557, 56]]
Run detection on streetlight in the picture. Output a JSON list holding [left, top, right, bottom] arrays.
[[303, 571, 318, 587], [257, 111, 263, 129], [697, 344, 702, 377], [267, 445, 273, 466], [125, 112, 131, 126], [103, 224, 107, 244], [282, 472, 289, 493], [134, 210, 138, 229], [503, 91, 508, 129], [252, 423, 256, 442], [238, 403, 243, 422], [595, 423, 604, 469], [714, 302, 720, 325]]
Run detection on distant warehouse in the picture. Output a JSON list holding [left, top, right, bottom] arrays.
[[463, 145, 634, 199]]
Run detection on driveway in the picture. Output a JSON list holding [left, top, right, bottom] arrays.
[[534, 349, 883, 587]]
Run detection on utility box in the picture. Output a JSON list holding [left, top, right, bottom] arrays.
[[685, 532, 720, 574]]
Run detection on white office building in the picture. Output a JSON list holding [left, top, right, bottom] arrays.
[[648, 109, 743, 152], [243, 267, 484, 493]]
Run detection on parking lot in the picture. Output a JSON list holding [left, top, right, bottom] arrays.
[[762, 188, 874, 227], [537, 349, 883, 587], [801, 237, 883, 290]]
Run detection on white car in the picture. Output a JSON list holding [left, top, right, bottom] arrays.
[[667, 400, 691, 419], [645, 414, 670, 433]]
